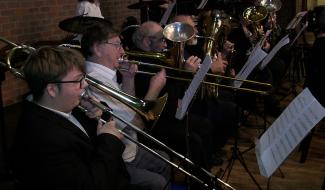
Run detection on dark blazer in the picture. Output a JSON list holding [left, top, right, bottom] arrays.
[[12, 100, 129, 190]]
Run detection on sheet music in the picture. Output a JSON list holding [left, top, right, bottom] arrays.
[[175, 55, 212, 120], [259, 35, 290, 70], [233, 44, 268, 88], [286, 11, 308, 30], [160, 1, 176, 25], [289, 22, 309, 48], [197, 0, 208, 9], [256, 88, 325, 178]]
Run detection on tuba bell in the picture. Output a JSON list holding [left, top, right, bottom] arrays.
[[243, 5, 268, 44], [254, 0, 282, 13], [254, 0, 282, 31]]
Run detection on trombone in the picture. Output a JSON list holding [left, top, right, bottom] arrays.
[[0, 37, 236, 190], [126, 22, 272, 95], [79, 92, 235, 190], [0, 37, 168, 126], [122, 53, 272, 95]]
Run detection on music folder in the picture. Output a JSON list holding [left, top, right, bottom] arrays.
[[175, 55, 212, 120], [255, 88, 325, 178]]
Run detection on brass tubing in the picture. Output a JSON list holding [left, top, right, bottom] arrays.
[[80, 93, 236, 190]]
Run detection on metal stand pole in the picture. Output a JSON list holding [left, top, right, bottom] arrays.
[[221, 93, 262, 190], [0, 67, 9, 178]]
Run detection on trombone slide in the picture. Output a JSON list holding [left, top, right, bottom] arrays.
[[80, 93, 236, 190]]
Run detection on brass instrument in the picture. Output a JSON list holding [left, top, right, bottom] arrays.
[[201, 10, 226, 56], [255, 0, 282, 13], [79, 92, 236, 190], [0, 37, 168, 125], [243, 5, 268, 42], [254, 0, 282, 32], [85, 75, 168, 122], [129, 22, 271, 95], [119, 57, 272, 95], [163, 22, 195, 68], [0, 37, 236, 190], [199, 10, 234, 98]]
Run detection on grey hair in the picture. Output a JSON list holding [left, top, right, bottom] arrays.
[[132, 21, 159, 50]]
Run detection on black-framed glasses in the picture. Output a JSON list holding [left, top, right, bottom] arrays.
[[103, 41, 123, 49], [48, 75, 86, 89]]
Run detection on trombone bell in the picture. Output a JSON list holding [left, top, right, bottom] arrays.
[[85, 75, 168, 123]]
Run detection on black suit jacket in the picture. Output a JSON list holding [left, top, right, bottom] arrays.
[[12, 101, 129, 190]]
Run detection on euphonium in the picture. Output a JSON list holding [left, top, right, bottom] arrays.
[[254, 0, 282, 13], [254, 0, 282, 33], [243, 5, 268, 43], [199, 10, 232, 98], [201, 10, 224, 56]]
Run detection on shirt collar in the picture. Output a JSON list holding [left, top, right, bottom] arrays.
[[86, 60, 117, 81], [27, 95, 71, 118]]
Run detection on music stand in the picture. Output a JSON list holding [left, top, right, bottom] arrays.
[[221, 92, 263, 190], [0, 65, 8, 178]]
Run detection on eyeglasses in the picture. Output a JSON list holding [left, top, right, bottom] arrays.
[[48, 75, 86, 89], [103, 41, 123, 49]]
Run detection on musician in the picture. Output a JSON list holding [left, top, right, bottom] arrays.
[[172, 14, 239, 162], [12, 46, 131, 190], [226, 6, 284, 116], [81, 22, 171, 190], [131, 21, 222, 173]]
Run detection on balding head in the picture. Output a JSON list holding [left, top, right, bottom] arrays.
[[132, 21, 166, 52]]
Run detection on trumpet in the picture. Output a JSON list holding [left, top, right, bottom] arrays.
[[119, 56, 272, 95], [79, 92, 236, 190]]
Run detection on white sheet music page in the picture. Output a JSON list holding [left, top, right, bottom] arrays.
[[197, 0, 208, 9], [286, 11, 308, 30], [289, 22, 309, 48], [175, 55, 212, 120], [160, 1, 176, 26], [255, 88, 325, 178], [233, 44, 268, 88], [259, 35, 290, 70]]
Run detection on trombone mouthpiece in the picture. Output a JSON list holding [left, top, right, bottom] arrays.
[[80, 90, 89, 99]]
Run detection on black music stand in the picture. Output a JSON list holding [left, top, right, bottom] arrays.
[[220, 92, 263, 190], [0, 66, 8, 178]]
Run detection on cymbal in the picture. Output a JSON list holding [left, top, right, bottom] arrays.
[[59, 16, 112, 34], [127, 0, 166, 9]]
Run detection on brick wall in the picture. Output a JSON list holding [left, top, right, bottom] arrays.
[[0, 0, 139, 106]]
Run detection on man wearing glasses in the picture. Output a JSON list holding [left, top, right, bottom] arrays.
[[12, 46, 131, 190], [81, 23, 171, 190]]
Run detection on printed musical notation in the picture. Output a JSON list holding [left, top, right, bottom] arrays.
[[233, 44, 267, 88], [259, 35, 290, 70], [175, 55, 212, 120], [255, 88, 325, 177]]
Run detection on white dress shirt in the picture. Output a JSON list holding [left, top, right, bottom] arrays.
[[76, 1, 104, 18], [86, 61, 138, 162]]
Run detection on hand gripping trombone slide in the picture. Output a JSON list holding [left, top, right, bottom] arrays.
[[0, 37, 236, 190], [79, 91, 236, 190]]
